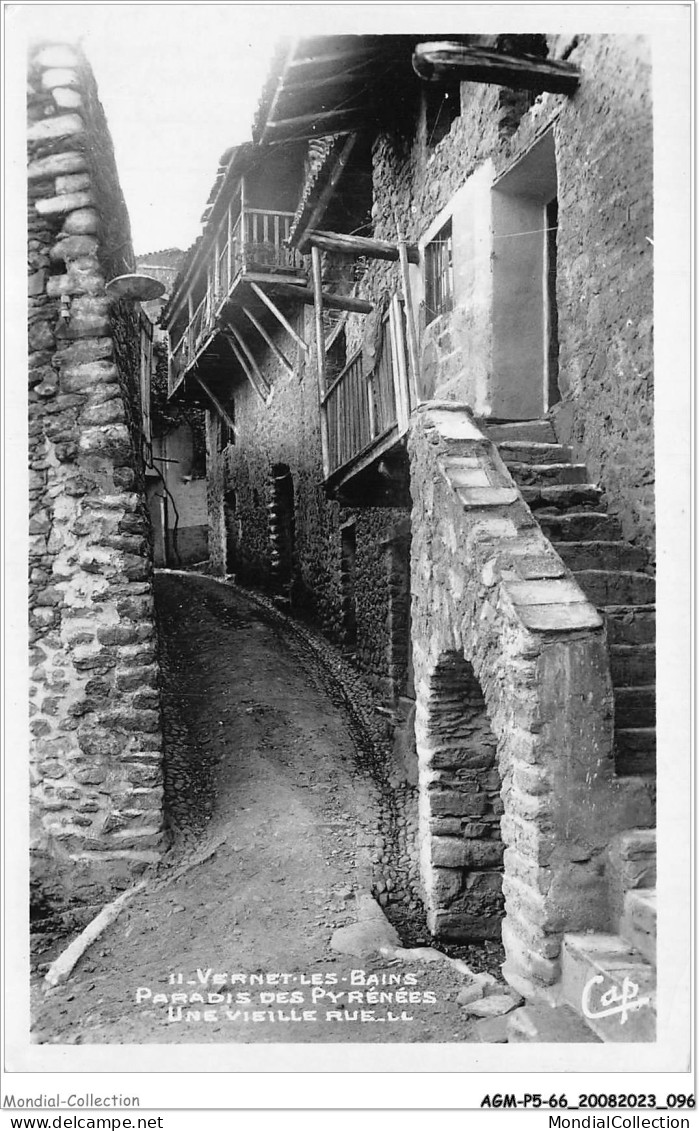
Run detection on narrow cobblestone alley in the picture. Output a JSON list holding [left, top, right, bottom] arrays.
[[32, 573, 506, 1045]]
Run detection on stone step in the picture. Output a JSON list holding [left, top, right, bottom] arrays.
[[603, 606, 656, 645], [484, 419, 556, 444], [539, 511, 623, 542], [573, 570, 656, 607], [615, 727, 656, 776], [522, 483, 604, 512], [561, 933, 656, 1042], [507, 1002, 602, 1043], [506, 462, 588, 487], [555, 541, 649, 573], [609, 643, 656, 686], [620, 889, 657, 965], [608, 827, 656, 879], [498, 441, 573, 465], [614, 686, 656, 729], [606, 827, 656, 931]]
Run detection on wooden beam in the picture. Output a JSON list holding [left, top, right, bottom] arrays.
[[241, 307, 295, 376], [306, 229, 420, 266], [224, 322, 271, 398], [413, 42, 581, 95], [249, 281, 309, 353], [193, 373, 238, 437], [264, 279, 373, 315], [311, 245, 331, 479]]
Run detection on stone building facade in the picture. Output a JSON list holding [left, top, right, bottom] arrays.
[[28, 42, 165, 915], [167, 33, 657, 1026]]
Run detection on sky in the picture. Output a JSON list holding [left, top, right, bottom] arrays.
[[14, 4, 291, 254]]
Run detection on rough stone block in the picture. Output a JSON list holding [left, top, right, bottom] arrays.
[[55, 173, 91, 194], [431, 836, 504, 869], [61, 208, 100, 235], [52, 88, 83, 109], [469, 1014, 511, 1042], [504, 578, 588, 607], [457, 486, 518, 508], [507, 1002, 601, 1042], [36, 191, 94, 216], [28, 151, 88, 180], [35, 46, 81, 68], [27, 113, 84, 142]]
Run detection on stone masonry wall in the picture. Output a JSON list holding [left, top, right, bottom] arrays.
[[363, 34, 654, 557], [206, 306, 411, 698], [28, 42, 164, 914], [409, 406, 654, 998]]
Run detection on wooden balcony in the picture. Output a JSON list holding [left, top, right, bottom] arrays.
[[169, 207, 305, 396], [322, 297, 413, 498]]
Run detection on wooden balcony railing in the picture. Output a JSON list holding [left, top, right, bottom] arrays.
[[322, 297, 412, 480], [169, 206, 304, 392]]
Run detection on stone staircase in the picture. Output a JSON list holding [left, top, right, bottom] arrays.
[[483, 418, 657, 1042]]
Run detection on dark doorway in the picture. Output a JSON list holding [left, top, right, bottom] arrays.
[[340, 521, 357, 649]]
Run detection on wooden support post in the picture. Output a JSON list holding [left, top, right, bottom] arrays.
[[249, 281, 308, 353], [193, 373, 238, 437], [395, 220, 420, 408], [389, 297, 410, 434], [311, 245, 331, 479], [242, 307, 294, 375], [224, 322, 271, 398]]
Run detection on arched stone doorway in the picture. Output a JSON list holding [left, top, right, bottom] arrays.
[[417, 651, 505, 940]]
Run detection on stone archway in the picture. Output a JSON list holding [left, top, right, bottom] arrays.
[[417, 651, 505, 940]]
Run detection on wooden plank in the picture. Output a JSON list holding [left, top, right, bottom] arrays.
[[242, 306, 295, 376], [311, 245, 331, 479], [193, 373, 238, 436], [224, 322, 271, 397], [249, 281, 309, 352], [413, 42, 581, 95], [307, 229, 420, 266], [265, 278, 373, 315]]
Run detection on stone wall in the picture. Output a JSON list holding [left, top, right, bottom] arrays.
[[365, 33, 654, 557], [205, 307, 412, 699], [27, 42, 164, 914], [409, 406, 654, 997]]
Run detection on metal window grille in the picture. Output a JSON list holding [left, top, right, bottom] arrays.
[[425, 220, 454, 324]]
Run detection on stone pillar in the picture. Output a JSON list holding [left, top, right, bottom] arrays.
[[27, 42, 165, 912]]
